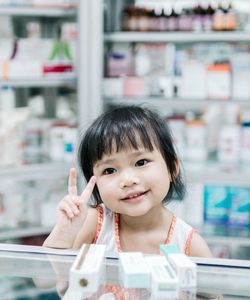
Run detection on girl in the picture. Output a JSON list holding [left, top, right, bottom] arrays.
[[44, 105, 212, 257]]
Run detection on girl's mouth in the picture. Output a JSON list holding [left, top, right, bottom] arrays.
[[121, 191, 148, 202]]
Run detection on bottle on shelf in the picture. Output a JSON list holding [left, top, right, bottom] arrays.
[[0, 86, 16, 111], [203, 3, 215, 31], [138, 8, 149, 32], [225, 1, 237, 31], [212, 1, 225, 31], [193, 2, 203, 32], [217, 104, 241, 163], [186, 118, 208, 162]]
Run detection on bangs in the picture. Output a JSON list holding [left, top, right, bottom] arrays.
[[90, 116, 157, 164]]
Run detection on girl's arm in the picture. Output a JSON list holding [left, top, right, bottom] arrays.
[[72, 207, 98, 248], [43, 208, 98, 249], [189, 232, 213, 258]]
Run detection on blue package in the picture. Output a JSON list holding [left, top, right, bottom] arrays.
[[228, 187, 250, 227], [204, 186, 230, 224]]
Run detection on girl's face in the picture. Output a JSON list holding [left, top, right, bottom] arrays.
[[93, 144, 172, 217]]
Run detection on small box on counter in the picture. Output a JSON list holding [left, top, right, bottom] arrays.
[[119, 252, 151, 289], [160, 244, 180, 256], [145, 255, 178, 299], [166, 253, 197, 288], [69, 244, 106, 296]]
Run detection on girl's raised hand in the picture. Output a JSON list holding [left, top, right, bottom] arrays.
[[56, 168, 96, 233]]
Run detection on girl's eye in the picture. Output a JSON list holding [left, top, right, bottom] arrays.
[[103, 168, 116, 175], [135, 159, 149, 167]]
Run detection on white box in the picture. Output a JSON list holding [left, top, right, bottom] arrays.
[[179, 61, 207, 99], [207, 64, 231, 99], [167, 253, 197, 288], [103, 77, 123, 97], [69, 244, 106, 298], [231, 53, 250, 99], [119, 252, 151, 288], [145, 255, 178, 299]]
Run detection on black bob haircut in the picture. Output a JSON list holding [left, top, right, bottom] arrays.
[[78, 105, 185, 206]]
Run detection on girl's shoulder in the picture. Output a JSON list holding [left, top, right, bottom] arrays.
[[175, 216, 193, 231]]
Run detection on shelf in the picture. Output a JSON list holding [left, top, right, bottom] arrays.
[[105, 97, 250, 110], [184, 161, 250, 186], [0, 162, 72, 181], [0, 226, 52, 240], [104, 31, 250, 43], [0, 6, 76, 17], [0, 74, 76, 88], [205, 235, 250, 248], [200, 223, 250, 248]]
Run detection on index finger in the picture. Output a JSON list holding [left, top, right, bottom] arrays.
[[80, 176, 96, 201], [68, 168, 78, 195]]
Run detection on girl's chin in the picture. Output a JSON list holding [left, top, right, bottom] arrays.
[[122, 205, 152, 217]]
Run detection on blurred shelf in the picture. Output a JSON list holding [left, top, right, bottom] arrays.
[[104, 31, 250, 43], [105, 97, 250, 110], [199, 224, 250, 248], [0, 226, 52, 240], [205, 235, 250, 248], [0, 162, 72, 181], [184, 161, 250, 186], [0, 6, 76, 17], [0, 74, 76, 88]]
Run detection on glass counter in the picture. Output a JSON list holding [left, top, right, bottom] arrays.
[[0, 246, 250, 300]]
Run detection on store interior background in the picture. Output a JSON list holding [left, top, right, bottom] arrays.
[[0, 0, 249, 260]]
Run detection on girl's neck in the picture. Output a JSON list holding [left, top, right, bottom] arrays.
[[119, 205, 172, 231]]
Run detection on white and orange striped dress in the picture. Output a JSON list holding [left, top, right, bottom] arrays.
[[92, 204, 195, 255]]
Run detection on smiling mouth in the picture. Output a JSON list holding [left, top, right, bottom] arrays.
[[121, 191, 148, 201]]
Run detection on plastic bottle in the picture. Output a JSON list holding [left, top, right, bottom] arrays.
[[225, 1, 236, 31], [0, 86, 16, 111], [217, 105, 241, 163], [186, 118, 207, 162], [64, 126, 78, 162], [212, 1, 224, 31]]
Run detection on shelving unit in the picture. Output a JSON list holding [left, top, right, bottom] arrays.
[[101, 0, 250, 257], [0, 4, 82, 241], [0, 1, 103, 242]]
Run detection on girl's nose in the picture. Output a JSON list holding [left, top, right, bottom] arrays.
[[119, 170, 140, 188]]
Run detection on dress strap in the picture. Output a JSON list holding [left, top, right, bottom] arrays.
[[164, 214, 177, 244], [184, 228, 196, 256], [114, 212, 122, 252], [92, 205, 103, 244]]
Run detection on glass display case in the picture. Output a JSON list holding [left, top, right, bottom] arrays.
[[0, 244, 249, 300]]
